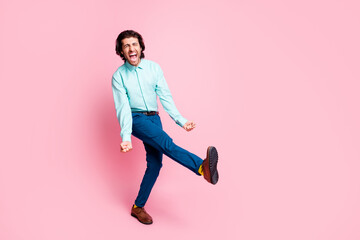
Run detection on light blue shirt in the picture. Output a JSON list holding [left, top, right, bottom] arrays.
[[112, 59, 188, 142]]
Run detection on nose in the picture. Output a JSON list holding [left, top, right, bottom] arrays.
[[129, 45, 135, 51]]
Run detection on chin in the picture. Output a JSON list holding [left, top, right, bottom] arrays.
[[132, 60, 140, 65]]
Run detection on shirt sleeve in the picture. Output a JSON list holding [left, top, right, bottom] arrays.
[[112, 73, 132, 142], [155, 66, 188, 127]]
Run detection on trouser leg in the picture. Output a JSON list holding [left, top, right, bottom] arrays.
[[134, 142, 163, 208], [132, 113, 203, 175]]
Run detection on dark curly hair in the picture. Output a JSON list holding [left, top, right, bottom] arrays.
[[115, 30, 145, 62]]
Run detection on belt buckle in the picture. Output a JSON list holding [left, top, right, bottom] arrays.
[[147, 111, 157, 116], [140, 111, 157, 116]]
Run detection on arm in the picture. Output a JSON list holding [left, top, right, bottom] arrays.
[[155, 66, 195, 131], [112, 74, 133, 152]]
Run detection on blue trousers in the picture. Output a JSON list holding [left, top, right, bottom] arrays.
[[131, 112, 203, 207]]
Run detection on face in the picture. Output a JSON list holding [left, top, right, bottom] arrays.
[[121, 37, 142, 66]]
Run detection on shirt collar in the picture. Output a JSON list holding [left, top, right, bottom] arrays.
[[125, 59, 144, 71]]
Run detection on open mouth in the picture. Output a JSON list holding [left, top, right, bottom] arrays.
[[129, 52, 137, 62]]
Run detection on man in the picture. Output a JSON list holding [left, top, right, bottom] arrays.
[[112, 30, 219, 225]]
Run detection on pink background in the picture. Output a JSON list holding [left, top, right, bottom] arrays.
[[1, 0, 360, 239]]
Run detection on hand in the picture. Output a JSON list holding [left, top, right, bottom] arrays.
[[120, 141, 132, 153], [183, 121, 196, 132]]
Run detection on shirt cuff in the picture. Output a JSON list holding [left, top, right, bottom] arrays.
[[121, 133, 132, 143], [176, 117, 188, 128]]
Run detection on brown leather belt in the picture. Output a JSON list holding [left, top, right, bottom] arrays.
[[133, 111, 159, 116]]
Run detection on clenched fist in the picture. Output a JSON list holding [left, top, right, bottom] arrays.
[[120, 141, 132, 153], [183, 121, 196, 132]]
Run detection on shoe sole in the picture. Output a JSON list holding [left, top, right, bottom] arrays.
[[207, 146, 219, 184], [131, 213, 153, 225]]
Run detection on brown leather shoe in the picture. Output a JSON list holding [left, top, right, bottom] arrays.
[[131, 205, 153, 225], [202, 146, 219, 184]]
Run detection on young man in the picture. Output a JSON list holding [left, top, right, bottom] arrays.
[[112, 30, 219, 225]]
